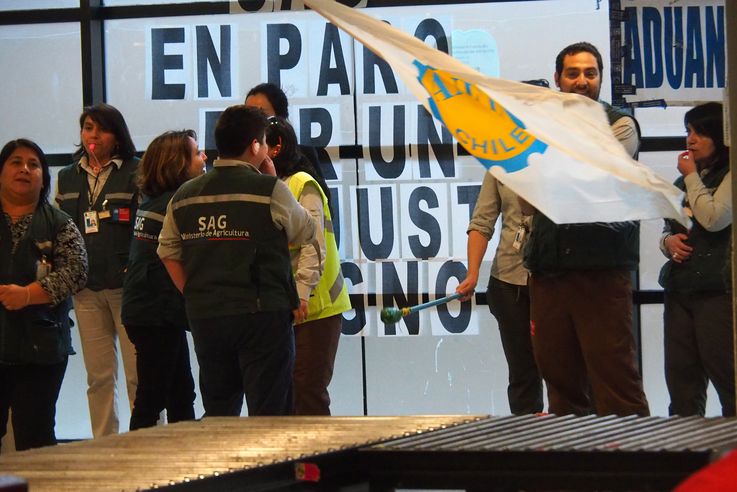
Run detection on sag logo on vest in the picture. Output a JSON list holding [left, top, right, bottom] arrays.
[[198, 215, 227, 231]]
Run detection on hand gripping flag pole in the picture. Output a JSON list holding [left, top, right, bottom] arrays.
[[380, 293, 464, 324]]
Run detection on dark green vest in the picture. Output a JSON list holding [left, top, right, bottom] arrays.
[[56, 157, 139, 290], [603, 102, 641, 159], [121, 191, 187, 329], [524, 104, 641, 275], [170, 164, 298, 319], [0, 203, 75, 364], [658, 163, 731, 292]]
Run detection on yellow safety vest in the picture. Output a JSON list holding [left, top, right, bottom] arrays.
[[287, 172, 352, 323]]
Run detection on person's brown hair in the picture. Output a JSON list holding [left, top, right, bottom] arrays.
[[137, 130, 198, 197]]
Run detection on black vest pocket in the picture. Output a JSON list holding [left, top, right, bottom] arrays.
[[23, 312, 65, 364]]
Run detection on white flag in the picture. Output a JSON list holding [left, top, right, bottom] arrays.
[[304, 0, 685, 224]]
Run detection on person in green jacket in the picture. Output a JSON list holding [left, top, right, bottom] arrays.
[[659, 102, 734, 416], [122, 130, 206, 429], [0, 139, 87, 451], [55, 103, 140, 437], [158, 106, 316, 417]]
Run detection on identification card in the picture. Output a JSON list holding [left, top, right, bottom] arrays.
[[83, 210, 99, 234], [36, 256, 52, 280], [512, 223, 528, 251]]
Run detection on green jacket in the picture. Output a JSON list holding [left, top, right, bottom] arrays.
[[0, 203, 75, 364], [659, 163, 731, 292], [122, 192, 187, 328], [56, 157, 139, 290], [170, 165, 298, 319]]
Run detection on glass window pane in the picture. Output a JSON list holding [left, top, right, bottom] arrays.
[[636, 106, 692, 137], [1, 0, 78, 10], [104, 8, 357, 150], [0, 23, 82, 154]]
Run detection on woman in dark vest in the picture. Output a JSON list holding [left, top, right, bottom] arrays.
[[0, 139, 87, 451], [55, 103, 139, 437], [122, 130, 204, 429], [659, 102, 734, 416]]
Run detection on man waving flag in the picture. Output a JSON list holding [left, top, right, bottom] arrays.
[[304, 0, 685, 225]]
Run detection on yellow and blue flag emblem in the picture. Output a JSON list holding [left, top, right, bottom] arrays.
[[415, 60, 547, 173]]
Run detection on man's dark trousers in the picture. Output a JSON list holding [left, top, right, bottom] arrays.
[[190, 311, 295, 416]]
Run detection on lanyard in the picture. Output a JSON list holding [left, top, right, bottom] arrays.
[[86, 159, 114, 211], [87, 171, 102, 211]]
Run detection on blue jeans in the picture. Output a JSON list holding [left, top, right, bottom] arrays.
[[189, 311, 295, 416]]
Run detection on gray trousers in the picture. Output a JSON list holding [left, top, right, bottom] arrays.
[[664, 290, 736, 417]]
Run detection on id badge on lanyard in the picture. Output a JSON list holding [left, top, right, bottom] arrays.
[[83, 210, 99, 234], [85, 172, 102, 234], [512, 223, 528, 251]]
